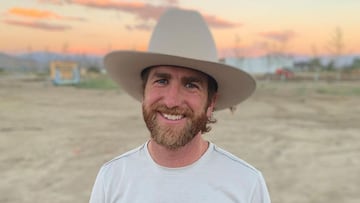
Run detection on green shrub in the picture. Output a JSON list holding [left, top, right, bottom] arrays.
[[316, 86, 360, 96], [74, 77, 119, 90]]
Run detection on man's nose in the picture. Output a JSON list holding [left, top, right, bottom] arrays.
[[163, 84, 183, 108]]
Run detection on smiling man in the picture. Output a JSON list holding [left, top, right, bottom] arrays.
[[89, 8, 270, 203], [142, 66, 216, 167], [142, 66, 214, 151]]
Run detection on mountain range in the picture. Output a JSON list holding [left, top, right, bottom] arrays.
[[0, 52, 103, 72], [0, 51, 359, 73]]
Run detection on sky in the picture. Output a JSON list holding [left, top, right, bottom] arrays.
[[1, 0, 359, 58]]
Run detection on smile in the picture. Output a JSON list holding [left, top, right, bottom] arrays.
[[162, 113, 184, 121]]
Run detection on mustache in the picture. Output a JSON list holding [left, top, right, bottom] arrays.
[[152, 104, 193, 117]]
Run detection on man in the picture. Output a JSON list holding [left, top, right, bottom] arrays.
[[90, 8, 270, 203]]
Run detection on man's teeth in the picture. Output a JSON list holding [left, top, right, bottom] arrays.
[[163, 114, 184, 120]]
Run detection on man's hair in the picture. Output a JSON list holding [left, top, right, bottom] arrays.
[[141, 66, 218, 133]]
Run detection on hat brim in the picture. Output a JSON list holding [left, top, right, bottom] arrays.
[[104, 50, 256, 111]]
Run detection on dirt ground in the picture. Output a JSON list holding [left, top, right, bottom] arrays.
[[1, 74, 359, 203]]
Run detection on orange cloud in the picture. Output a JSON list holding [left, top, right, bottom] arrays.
[[3, 19, 71, 31], [9, 7, 60, 19], [7, 7, 86, 21]]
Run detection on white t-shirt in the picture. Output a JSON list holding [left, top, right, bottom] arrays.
[[89, 142, 271, 203]]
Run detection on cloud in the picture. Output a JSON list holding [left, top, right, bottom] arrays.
[[203, 14, 240, 29], [62, 16, 87, 21], [7, 7, 86, 21], [164, 0, 178, 5], [125, 22, 153, 31], [38, 0, 179, 6], [69, 1, 239, 28], [259, 30, 296, 43], [37, 0, 66, 5], [68, 0, 167, 21], [36, 1, 239, 30], [3, 19, 71, 31], [39, 0, 240, 30], [8, 7, 60, 19], [48, 1, 174, 32]]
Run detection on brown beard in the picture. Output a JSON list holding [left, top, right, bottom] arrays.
[[142, 103, 208, 150]]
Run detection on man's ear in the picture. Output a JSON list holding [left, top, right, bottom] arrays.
[[206, 93, 218, 117]]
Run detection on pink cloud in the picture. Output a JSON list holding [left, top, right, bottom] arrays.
[[37, 0, 65, 5], [203, 15, 241, 28], [165, 0, 178, 5], [68, 0, 167, 21], [36, 1, 166, 31], [37, 1, 239, 30], [62, 16, 87, 21], [3, 19, 71, 31], [38, 0, 179, 7], [259, 30, 296, 43], [125, 23, 153, 31]]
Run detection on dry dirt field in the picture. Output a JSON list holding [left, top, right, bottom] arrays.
[[1, 74, 360, 203]]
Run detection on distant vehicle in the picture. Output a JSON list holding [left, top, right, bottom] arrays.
[[275, 67, 294, 79]]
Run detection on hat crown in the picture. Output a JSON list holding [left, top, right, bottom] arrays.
[[148, 8, 218, 62]]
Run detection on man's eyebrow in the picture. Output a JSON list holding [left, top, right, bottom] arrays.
[[152, 72, 171, 79], [182, 76, 205, 84]]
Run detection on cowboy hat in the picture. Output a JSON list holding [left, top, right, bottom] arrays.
[[104, 8, 255, 111]]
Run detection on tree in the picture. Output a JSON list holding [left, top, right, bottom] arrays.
[[310, 44, 322, 81], [233, 34, 245, 69], [326, 27, 345, 80], [327, 27, 344, 57]]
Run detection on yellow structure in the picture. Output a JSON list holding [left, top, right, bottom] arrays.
[[50, 61, 80, 85]]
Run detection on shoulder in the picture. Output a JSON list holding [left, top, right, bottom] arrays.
[[211, 144, 262, 177], [100, 143, 147, 173]]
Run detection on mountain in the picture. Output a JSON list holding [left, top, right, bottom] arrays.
[[0, 52, 41, 72], [293, 54, 360, 68], [1, 51, 359, 73], [0, 51, 104, 72], [17, 52, 104, 71]]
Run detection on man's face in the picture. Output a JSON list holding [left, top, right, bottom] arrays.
[[142, 66, 216, 150]]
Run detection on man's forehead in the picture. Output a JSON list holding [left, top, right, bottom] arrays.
[[148, 65, 208, 79]]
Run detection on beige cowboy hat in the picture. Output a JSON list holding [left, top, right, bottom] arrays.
[[104, 8, 255, 111]]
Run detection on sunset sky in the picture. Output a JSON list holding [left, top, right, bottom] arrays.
[[1, 0, 359, 57]]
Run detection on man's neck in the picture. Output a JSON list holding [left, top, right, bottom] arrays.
[[147, 134, 209, 168]]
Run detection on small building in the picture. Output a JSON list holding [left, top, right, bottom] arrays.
[[223, 55, 294, 74], [50, 61, 80, 85]]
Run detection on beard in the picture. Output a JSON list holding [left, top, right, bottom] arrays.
[[142, 103, 208, 150]]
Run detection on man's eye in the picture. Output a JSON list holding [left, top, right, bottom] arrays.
[[185, 83, 198, 89], [155, 79, 168, 85]]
